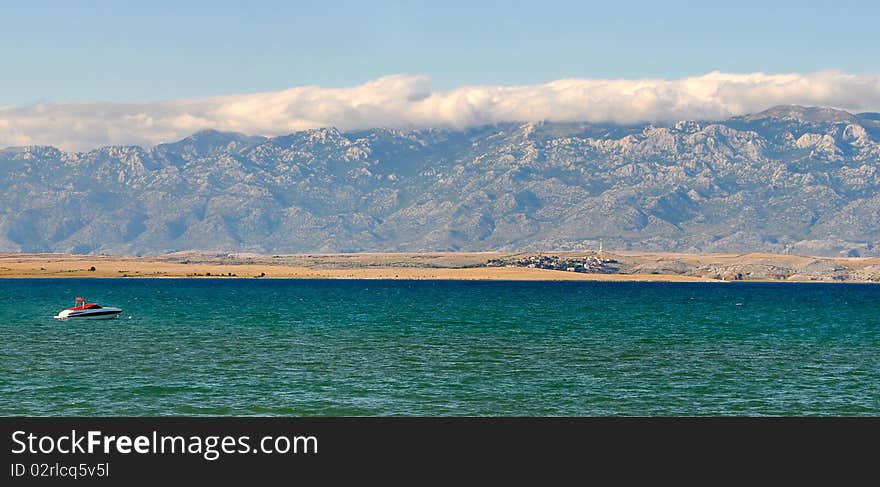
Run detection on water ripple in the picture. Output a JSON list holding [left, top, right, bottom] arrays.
[[1, 279, 878, 416]]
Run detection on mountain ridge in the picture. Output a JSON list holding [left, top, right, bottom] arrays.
[[2, 105, 879, 256]]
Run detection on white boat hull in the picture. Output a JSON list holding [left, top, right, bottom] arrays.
[[54, 307, 122, 320]]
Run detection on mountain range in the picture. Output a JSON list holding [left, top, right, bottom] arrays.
[[2, 105, 879, 256]]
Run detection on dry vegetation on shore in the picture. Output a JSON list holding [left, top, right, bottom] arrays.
[[1, 251, 879, 282]]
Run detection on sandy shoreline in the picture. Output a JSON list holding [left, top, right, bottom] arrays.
[[0, 252, 710, 281], [1, 251, 878, 282], [0, 256, 710, 281]]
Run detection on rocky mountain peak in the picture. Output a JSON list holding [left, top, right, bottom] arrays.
[[744, 105, 860, 124]]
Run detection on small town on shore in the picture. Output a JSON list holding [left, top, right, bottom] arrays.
[[486, 254, 619, 274]]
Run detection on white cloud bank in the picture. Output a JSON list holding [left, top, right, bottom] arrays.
[[2, 71, 880, 151]]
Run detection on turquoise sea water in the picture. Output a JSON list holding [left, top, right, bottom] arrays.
[[1, 278, 878, 416]]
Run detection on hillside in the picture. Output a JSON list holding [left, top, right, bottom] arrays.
[[1, 105, 879, 256]]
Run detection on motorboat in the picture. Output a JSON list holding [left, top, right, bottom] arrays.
[[54, 297, 122, 320]]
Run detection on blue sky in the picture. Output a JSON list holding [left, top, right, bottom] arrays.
[[2, 0, 878, 105]]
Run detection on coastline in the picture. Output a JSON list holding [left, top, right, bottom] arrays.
[[0, 255, 710, 282], [1, 251, 878, 282]]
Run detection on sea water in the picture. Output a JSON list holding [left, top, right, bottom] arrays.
[[1, 279, 878, 416]]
